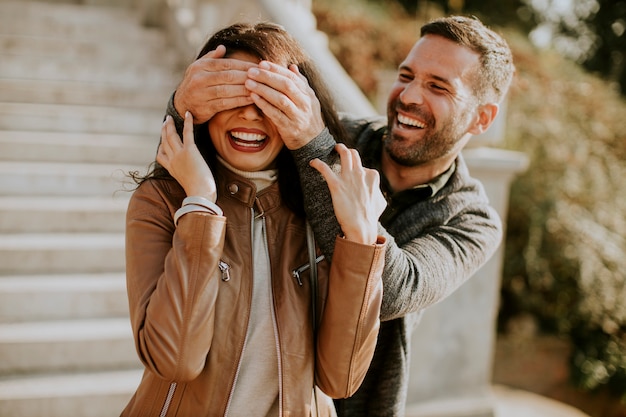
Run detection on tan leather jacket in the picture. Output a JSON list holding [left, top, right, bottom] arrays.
[[121, 165, 385, 417]]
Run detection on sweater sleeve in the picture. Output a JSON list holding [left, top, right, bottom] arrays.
[[290, 115, 387, 262], [374, 158, 504, 321], [290, 128, 342, 261]]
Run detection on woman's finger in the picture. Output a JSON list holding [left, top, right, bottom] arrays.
[[335, 143, 354, 173], [182, 111, 195, 146]]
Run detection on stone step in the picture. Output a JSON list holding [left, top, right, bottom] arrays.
[[0, 34, 179, 66], [0, 196, 130, 233], [0, 273, 128, 322], [0, 130, 157, 165], [0, 318, 138, 374], [0, 161, 143, 196], [0, 102, 164, 135], [0, 1, 160, 43], [0, 78, 175, 108], [0, 368, 143, 417], [0, 53, 179, 86], [0, 233, 125, 275]]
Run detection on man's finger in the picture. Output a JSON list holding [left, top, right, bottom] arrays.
[[200, 45, 227, 59]]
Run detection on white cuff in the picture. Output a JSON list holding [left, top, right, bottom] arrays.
[[174, 204, 213, 226], [182, 196, 223, 216]]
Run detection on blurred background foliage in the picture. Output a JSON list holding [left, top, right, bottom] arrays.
[[312, 0, 626, 406]]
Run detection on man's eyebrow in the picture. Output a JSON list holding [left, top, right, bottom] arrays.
[[398, 65, 452, 86], [430, 73, 453, 86]]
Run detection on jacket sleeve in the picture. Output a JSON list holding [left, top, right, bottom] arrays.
[[315, 236, 385, 398], [125, 180, 226, 381]]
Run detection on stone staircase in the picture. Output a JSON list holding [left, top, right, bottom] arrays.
[[0, 1, 181, 415]]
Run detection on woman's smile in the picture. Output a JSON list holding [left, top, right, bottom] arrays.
[[228, 128, 269, 152]]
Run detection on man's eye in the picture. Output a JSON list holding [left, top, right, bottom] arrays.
[[398, 73, 412, 81]]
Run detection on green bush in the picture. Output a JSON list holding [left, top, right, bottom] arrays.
[[501, 32, 626, 396]]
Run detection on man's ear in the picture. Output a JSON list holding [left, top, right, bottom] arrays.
[[468, 103, 499, 135]]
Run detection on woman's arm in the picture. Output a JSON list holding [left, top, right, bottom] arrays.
[[308, 144, 387, 397], [315, 236, 385, 398], [125, 181, 226, 381]]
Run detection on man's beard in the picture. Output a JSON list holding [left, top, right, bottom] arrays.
[[384, 102, 468, 167]]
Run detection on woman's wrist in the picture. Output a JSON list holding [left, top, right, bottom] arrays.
[[342, 225, 377, 245]]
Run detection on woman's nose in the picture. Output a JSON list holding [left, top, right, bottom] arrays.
[[239, 104, 263, 121]]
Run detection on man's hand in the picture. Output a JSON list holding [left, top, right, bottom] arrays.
[[157, 112, 217, 201], [245, 61, 325, 150], [310, 144, 386, 245], [173, 45, 256, 124]]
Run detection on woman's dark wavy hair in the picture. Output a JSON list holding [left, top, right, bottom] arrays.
[[137, 22, 347, 218]]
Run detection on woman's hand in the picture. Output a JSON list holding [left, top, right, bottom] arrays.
[[310, 144, 386, 245], [245, 61, 325, 150], [157, 112, 217, 201]]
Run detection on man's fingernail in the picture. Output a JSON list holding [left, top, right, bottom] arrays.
[[248, 68, 259, 77]]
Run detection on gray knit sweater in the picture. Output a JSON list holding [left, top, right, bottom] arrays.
[[290, 115, 503, 417]]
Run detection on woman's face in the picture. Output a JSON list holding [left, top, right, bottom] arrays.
[[208, 51, 283, 172]]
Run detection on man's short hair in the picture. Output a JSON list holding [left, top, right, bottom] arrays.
[[421, 16, 515, 104]]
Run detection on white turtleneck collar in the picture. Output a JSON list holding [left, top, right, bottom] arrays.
[[217, 155, 278, 192]]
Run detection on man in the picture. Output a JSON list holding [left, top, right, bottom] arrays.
[[165, 15, 514, 416]]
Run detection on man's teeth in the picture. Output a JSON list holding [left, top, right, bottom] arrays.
[[231, 131, 267, 142], [398, 114, 425, 128]]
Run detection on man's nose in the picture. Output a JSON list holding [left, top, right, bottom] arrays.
[[399, 82, 424, 105]]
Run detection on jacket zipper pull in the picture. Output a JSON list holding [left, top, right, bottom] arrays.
[[292, 254, 325, 287], [292, 267, 305, 286], [218, 261, 231, 282]]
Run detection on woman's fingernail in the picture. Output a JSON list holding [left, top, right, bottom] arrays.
[[248, 68, 259, 77], [185, 111, 191, 118]]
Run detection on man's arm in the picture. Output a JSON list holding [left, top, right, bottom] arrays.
[[375, 192, 502, 320], [292, 122, 503, 321]]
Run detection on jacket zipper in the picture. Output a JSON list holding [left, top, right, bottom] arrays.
[[261, 215, 284, 417], [223, 207, 256, 416], [292, 255, 325, 286], [159, 382, 177, 417]]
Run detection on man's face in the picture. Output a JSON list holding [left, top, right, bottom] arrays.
[[385, 34, 482, 167]]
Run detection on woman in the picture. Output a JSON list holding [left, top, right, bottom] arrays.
[[122, 23, 386, 417]]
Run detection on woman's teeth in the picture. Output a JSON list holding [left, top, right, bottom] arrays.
[[231, 131, 266, 141], [230, 131, 267, 147], [398, 114, 425, 128]]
